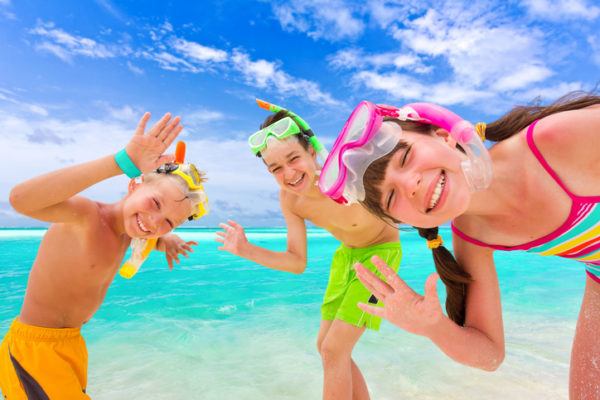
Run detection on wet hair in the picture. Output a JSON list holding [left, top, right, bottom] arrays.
[[361, 91, 600, 325], [256, 110, 311, 158]]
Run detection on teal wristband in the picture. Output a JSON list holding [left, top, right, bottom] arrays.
[[114, 149, 142, 178]]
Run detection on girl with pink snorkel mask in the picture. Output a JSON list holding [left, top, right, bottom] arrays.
[[319, 93, 600, 398]]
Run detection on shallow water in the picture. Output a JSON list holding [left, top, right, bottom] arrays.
[[0, 227, 585, 399]]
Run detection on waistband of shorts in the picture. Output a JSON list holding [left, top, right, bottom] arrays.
[[9, 318, 82, 341], [339, 241, 401, 253]]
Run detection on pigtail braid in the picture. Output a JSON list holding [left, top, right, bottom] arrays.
[[415, 227, 472, 325]]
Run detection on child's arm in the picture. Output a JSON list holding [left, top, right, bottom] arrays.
[[216, 199, 307, 274], [355, 237, 505, 371], [9, 113, 182, 224]]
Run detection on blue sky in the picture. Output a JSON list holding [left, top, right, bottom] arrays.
[[0, 0, 599, 227]]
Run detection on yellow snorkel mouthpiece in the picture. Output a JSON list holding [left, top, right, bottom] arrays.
[[119, 238, 158, 279]]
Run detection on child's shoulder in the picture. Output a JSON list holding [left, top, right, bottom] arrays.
[[534, 105, 600, 148]]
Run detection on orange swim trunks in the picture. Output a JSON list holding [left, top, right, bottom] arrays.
[[0, 318, 90, 399]]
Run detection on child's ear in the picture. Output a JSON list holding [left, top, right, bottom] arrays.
[[434, 128, 457, 148], [128, 178, 141, 194], [309, 146, 316, 159]]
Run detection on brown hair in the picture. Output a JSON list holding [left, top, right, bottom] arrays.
[[256, 110, 310, 158], [361, 91, 600, 325]]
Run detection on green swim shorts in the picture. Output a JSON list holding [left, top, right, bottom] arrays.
[[321, 241, 402, 331]]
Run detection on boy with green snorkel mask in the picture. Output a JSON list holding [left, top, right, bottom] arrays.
[[216, 100, 402, 400], [0, 112, 207, 399]]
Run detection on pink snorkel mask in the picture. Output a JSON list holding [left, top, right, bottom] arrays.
[[318, 101, 493, 204]]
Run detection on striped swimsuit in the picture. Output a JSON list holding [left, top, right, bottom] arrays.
[[452, 120, 600, 283]]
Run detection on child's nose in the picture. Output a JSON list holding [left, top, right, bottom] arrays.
[[400, 172, 422, 198]]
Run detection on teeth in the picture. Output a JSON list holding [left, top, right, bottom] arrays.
[[136, 214, 150, 233], [289, 175, 303, 186], [428, 173, 446, 210]]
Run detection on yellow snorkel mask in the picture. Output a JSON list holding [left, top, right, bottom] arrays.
[[155, 141, 209, 220]]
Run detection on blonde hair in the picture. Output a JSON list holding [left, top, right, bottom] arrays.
[[143, 165, 208, 218]]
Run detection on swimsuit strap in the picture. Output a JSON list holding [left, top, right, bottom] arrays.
[[451, 223, 506, 250], [526, 120, 577, 200]]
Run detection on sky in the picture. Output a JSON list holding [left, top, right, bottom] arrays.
[[0, 0, 599, 227]]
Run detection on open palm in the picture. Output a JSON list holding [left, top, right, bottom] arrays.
[[355, 255, 444, 337], [125, 112, 184, 173]]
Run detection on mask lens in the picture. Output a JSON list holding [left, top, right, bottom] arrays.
[[249, 128, 268, 148], [270, 117, 293, 136], [321, 103, 370, 190], [188, 164, 202, 187]]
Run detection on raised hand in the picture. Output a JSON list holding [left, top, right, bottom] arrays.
[[215, 220, 249, 256], [156, 233, 197, 270], [355, 255, 444, 337], [125, 112, 184, 173]]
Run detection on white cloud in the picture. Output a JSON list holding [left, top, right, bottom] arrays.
[[0, 90, 49, 116], [366, 0, 423, 29], [30, 21, 127, 62], [392, 8, 550, 88], [95, 0, 128, 23], [96, 102, 143, 121], [126, 61, 144, 75], [492, 64, 554, 91], [514, 81, 584, 103], [182, 109, 226, 136], [231, 51, 341, 106], [328, 48, 429, 73], [326, 3, 566, 107], [588, 35, 600, 66], [144, 50, 199, 73], [171, 38, 227, 63], [354, 71, 493, 105], [272, 0, 364, 41], [523, 0, 600, 20]]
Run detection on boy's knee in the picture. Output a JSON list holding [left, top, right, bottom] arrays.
[[320, 338, 351, 364], [316, 337, 324, 354]]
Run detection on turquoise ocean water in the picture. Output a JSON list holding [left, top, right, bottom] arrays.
[[0, 227, 585, 399]]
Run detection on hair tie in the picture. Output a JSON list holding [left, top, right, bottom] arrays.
[[475, 122, 486, 142], [427, 235, 443, 249]]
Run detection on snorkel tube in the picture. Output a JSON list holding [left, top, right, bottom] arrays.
[[119, 141, 187, 279], [255, 99, 329, 163], [405, 103, 493, 192]]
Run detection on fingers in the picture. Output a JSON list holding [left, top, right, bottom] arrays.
[[162, 123, 183, 149], [158, 116, 181, 142], [227, 220, 243, 230], [167, 254, 174, 270], [357, 303, 385, 318], [214, 236, 224, 243], [371, 255, 411, 295], [135, 112, 151, 136], [354, 262, 392, 301], [219, 222, 234, 233], [148, 113, 172, 138]]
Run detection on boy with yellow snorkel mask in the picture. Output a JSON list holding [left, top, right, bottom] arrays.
[[0, 112, 208, 399], [216, 100, 401, 400]]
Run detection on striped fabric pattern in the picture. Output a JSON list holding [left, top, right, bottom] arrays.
[[527, 203, 600, 266], [451, 120, 600, 283]]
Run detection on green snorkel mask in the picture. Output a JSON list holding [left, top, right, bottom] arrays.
[[249, 99, 329, 163]]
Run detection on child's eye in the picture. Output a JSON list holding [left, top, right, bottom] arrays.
[[271, 167, 281, 173], [291, 156, 299, 161], [153, 198, 160, 209]]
